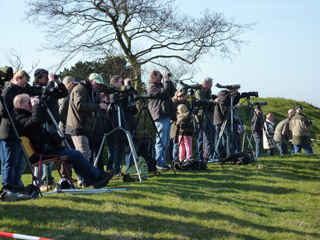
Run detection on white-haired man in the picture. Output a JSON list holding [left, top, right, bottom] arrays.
[[273, 109, 295, 155], [289, 105, 313, 154]]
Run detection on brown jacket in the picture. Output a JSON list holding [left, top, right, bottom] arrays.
[[65, 80, 100, 137], [289, 112, 312, 145]]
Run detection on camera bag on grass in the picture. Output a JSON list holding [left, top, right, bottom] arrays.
[[123, 156, 149, 182], [174, 159, 207, 171], [0, 184, 40, 202], [222, 150, 255, 165], [136, 135, 159, 174]]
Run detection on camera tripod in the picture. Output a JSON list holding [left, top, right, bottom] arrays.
[[0, 95, 42, 196], [213, 93, 256, 161], [134, 99, 177, 174], [94, 98, 143, 182], [248, 105, 279, 157]]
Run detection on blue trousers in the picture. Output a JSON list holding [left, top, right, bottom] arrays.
[[155, 118, 171, 167], [0, 140, 26, 187]]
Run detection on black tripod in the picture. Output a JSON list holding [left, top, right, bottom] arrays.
[[249, 105, 279, 157], [134, 99, 177, 174], [213, 93, 256, 161], [94, 98, 143, 182], [0, 95, 42, 196]]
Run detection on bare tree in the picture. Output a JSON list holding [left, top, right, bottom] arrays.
[[2, 47, 40, 74], [25, 0, 252, 90]]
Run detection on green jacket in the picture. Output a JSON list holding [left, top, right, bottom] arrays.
[[65, 80, 100, 137], [289, 113, 312, 145], [273, 118, 291, 143], [194, 87, 214, 123]]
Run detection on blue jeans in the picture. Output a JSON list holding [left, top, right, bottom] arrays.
[[197, 121, 214, 160], [57, 149, 100, 187], [254, 137, 263, 157], [215, 124, 235, 158], [0, 140, 26, 187], [107, 141, 125, 174], [293, 144, 313, 154], [276, 142, 289, 155], [172, 140, 179, 161], [155, 118, 171, 167]]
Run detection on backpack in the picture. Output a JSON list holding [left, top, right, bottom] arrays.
[[123, 156, 149, 182], [137, 135, 158, 173], [174, 159, 207, 171], [0, 184, 40, 202], [222, 150, 255, 165]]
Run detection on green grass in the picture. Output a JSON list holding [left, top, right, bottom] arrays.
[[1, 153, 320, 240], [1, 97, 319, 239]]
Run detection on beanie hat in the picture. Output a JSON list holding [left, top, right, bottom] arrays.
[[34, 69, 48, 79], [296, 105, 303, 111]]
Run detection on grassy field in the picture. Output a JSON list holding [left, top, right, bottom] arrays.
[[1, 97, 319, 240], [1, 152, 320, 240]]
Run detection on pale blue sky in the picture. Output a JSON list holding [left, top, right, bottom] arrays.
[[1, 0, 319, 107]]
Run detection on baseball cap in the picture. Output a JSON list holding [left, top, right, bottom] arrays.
[[89, 73, 104, 84]]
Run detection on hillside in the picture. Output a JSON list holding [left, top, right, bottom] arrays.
[[235, 97, 319, 139]]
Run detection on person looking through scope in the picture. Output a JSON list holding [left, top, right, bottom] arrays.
[[13, 93, 114, 189], [32, 68, 69, 191], [251, 107, 264, 157], [65, 73, 109, 187], [147, 69, 176, 172], [107, 75, 138, 175], [0, 70, 31, 188], [194, 77, 218, 162], [214, 85, 243, 158]]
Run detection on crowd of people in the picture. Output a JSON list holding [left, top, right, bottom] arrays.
[[0, 68, 315, 191]]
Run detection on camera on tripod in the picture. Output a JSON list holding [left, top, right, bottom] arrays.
[[252, 101, 267, 106], [28, 84, 56, 98], [216, 83, 241, 90], [0, 66, 14, 88], [179, 81, 202, 95], [100, 85, 132, 94]]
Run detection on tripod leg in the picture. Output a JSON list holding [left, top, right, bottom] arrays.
[[93, 134, 107, 168]]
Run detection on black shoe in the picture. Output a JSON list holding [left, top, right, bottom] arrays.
[[156, 165, 170, 172], [91, 172, 114, 189], [99, 169, 114, 179]]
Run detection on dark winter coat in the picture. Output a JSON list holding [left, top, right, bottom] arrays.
[[213, 90, 240, 126], [0, 82, 30, 140], [14, 105, 64, 161], [33, 81, 68, 124], [147, 79, 175, 121], [251, 113, 264, 139]]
